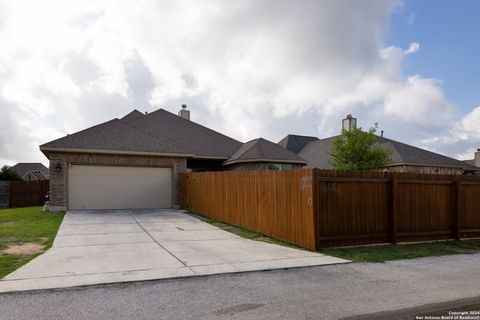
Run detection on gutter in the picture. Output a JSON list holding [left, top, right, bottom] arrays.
[[39, 146, 194, 158], [222, 158, 308, 166]]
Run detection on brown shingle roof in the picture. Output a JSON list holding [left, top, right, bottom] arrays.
[[41, 118, 190, 156], [223, 138, 307, 166], [41, 108, 242, 159], [127, 109, 242, 159], [121, 109, 145, 123]]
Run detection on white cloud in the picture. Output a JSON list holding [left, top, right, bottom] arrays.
[[384, 75, 454, 124], [0, 0, 478, 166], [404, 42, 420, 55], [457, 106, 480, 139]]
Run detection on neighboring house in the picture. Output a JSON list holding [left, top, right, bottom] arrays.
[[40, 106, 305, 211], [278, 116, 479, 175], [223, 138, 306, 171], [11, 163, 49, 181]]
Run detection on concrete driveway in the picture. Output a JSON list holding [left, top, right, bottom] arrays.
[[0, 210, 347, 292]]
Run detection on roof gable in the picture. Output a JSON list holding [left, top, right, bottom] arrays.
[[224, 138, 307, 165], [12, 163, 49, 177]]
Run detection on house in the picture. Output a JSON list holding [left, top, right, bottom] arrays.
[[11, 163, 49, 181], [278, 115, 479, 175], [40, 106, 305, 211], [41, 108, 478, 211]]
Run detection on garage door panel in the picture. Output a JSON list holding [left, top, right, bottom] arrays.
[[68, 165, 172, 210], [69, 178, 170, 189]]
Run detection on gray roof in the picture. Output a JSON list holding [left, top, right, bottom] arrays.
[[121, 110, 145, 123], [126, 109, 242, 158], [12, 163, 49, 177], [25, 170, 48, 180], [278, 134, 319, 153], [224, 138, 307, 166], [41, 108, 242, 159], [298, 135, 479, 171], [41, 118, 190, 155]]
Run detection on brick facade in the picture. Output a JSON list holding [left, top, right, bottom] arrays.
[[388, 164, 464, 175], [227, 162, 304, 171], [47, 152, 187, 211]]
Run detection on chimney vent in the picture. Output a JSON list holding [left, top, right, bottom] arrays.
[[178, 104, 190, 120], [342, 114, 357, 132]]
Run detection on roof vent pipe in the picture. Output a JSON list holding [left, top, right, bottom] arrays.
[[178, 104, 190, 120]]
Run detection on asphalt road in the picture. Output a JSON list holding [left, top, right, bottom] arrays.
[[1, 253, 480, 320]]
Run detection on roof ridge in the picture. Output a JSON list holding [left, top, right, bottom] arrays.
[[382, 136, 464, 164], [134, 108, 243, 144], [256, 138, 269, 159], [380, 138, 404, 163], [238, 139, 260, 156]]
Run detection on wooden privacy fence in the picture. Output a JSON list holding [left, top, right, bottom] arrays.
[[181, 169, 480, 250], [314, 170, 480, 247], [2, 180, 49, 208], [181, 170, 316, 249], [0, 181, 8, 208]]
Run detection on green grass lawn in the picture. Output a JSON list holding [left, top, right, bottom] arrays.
[[202, 217, 301, 249], [0, 206, 64, 279], [322, 240, 480, 262]]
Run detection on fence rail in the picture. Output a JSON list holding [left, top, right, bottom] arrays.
[[181, 169, 480, 250], [0, 180, 49, 208]]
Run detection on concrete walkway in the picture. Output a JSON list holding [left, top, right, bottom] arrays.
[[0, 210, 347, 292]]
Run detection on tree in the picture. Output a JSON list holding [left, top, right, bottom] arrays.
[[330, 126, 391, 171], [0, 165, 23, 181]]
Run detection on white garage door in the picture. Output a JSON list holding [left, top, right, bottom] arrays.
[[68, 165, 172, 210]]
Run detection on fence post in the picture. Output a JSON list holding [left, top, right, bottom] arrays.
[[312, 169, 319, 251], [389, 177, 398, 244], [453, 177, 461, 240]]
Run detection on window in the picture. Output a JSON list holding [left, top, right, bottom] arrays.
[[267, 163, 293, 170]]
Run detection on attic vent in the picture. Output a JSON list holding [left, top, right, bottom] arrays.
[[178, 104, 190, 120]]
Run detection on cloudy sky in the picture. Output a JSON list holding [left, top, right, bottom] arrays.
[[0, 0, 479, 166]]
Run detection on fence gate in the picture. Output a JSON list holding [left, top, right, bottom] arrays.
[[0, 181, 9, 208]]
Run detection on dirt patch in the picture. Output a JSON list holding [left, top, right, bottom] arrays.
[[2, 243, 45, 256], [0, 221, 15, 226]]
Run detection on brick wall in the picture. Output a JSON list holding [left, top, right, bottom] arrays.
[[226, 162, 304, 171], [48, 152, 187, 211], [388, 164, 464, 175]]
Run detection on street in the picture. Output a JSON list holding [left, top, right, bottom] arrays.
[[1, 253, 479, 320]]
